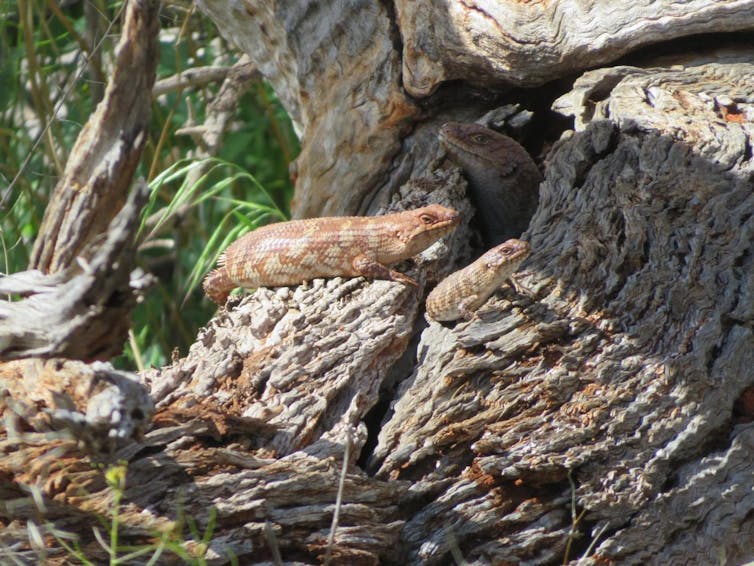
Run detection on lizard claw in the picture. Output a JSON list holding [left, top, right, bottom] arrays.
[[390, 270, 419, 287]]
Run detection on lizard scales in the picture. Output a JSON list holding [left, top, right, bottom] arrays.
[[426, 238, 531, 322], [203, 204, 460, 304]]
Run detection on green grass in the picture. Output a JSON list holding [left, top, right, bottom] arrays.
[[0, 0, 299, 370]]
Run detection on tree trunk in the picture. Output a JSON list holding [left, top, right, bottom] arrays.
[[3, 1, 754, 564]]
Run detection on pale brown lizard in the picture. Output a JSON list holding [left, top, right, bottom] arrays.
[[203, 204, 460, 304], [439, 122, 542, 246], [425, 238, 531, 321]]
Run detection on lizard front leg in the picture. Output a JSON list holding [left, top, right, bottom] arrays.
[[458, 295, 481, 320], [352, 255, 418, 287]]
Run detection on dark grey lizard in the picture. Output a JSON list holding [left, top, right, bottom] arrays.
[[439, 122, 542, 246]]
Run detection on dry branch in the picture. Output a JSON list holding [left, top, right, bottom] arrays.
[[0, 182, 151, 361], [29, 0, 160, 273]]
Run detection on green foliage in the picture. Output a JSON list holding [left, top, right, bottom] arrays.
[[0, 0, 299, 369]]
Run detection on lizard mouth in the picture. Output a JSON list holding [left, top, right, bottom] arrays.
[[435, 211, 461, 233]]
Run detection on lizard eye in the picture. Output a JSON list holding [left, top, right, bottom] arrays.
[[472, 133, 489, 145], [419, 213, 436, 224]]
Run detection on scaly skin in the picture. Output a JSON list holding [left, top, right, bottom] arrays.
[[425, 238, 531, 321], [439, 122, 542, 246], [203, 204, 460, 304]]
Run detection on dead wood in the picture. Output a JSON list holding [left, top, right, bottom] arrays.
[[2, 1, 754, 565], [198, 0, 754, 218], [29, 0, 159, 274], [196, 0, 421, 218], [0, 2, 160, 557], [367, 51, 754, 564], [146, 50, 754, 564], [0, 182, 151, 361], [7, 50, 752, 563], [395, 1, 754, 95]]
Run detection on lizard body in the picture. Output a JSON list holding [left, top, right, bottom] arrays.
[[203, 204, 460, 304], [425, 238, 531, 321], [439, 122, 542, 246]]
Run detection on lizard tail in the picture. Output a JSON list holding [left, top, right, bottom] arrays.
[[203, 268, 233, 304]]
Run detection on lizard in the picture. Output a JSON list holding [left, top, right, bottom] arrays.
[[203, 204, 460, 304], [425, 238, 531, 322], [439, 121, 542, 246]]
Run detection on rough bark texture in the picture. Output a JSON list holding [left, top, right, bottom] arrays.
[[196, 0, 420, 218], [3, 1, 754, 565], [395, 0, 754, 95], [29, 0, 159, 273], [0, 182, 152, 360], [198, 0, 754, 218], [1, 2, 159, 559], [0, 0, 160, 362]]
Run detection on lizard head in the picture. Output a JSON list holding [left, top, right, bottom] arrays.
[[485, 238, 531, 270], [439, 121, 525, 175], [401, 204, 460, 254]]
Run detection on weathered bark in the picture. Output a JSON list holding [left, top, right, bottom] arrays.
[[198, 0, 754, 218], [395, 0, 754, 94], [0, 0, 159, 360], [0, 182, 152, 360], [196, 1, 421, 218], [149, 32, 754, 565], [1, 2, 159, 558], [29, 0, 159, 273], [3, 1, 754, 565]]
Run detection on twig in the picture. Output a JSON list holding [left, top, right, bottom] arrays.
[[324, 429, 352, 566], [153, 66, 231, 96]]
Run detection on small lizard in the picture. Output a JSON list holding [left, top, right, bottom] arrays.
[[425, 238, 531, 321], [439, 122, 542, 246], [203, 204, 460, 304]]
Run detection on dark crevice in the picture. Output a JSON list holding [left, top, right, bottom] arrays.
[[705, 315, 734, 376], [742, 134, 753, 163], [661, 469, 680, 493], [492, 76, 577, 160], [569, 517, 623, 562], [641, 236, 651, 269], [613, 211, 627, 258], [359, 311, 427, 473], [417, 73, 577, 162], [613, 30, 754, 68], [659, 422, 736, 497], [357, 395, 391, 471], [732, 385, 754, 424]]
